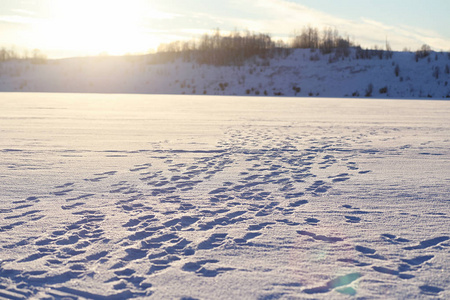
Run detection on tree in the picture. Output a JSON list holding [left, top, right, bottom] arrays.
[[0, 47, 19, 61], [291, 26, 318, 49], [416, 44, 431, 60], [31, 49, 47, 64], [385, 39, 393, 59], [320, 27, 334, 54]]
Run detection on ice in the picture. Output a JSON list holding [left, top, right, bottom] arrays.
[[0, 93, 449, 299]]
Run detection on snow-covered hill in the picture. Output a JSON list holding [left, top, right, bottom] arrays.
[[1, 49, 449, 99]]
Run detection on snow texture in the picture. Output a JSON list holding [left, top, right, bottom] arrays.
[[1, 49, 450, 99], [0, 93, 449, 299]]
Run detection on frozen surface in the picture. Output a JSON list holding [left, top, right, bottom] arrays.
[[0, 93, 449, 299]]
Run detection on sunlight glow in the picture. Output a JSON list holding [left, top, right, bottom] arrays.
[[39, 0, 159, 56]]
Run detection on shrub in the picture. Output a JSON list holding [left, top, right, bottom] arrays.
[[379, 86, 388, 94], [394, 64, 400, 77], [433, 66, 440, 79], [219, 82, 228, 91], [310, 53, 320, 61], [365, 83, 373, 97]]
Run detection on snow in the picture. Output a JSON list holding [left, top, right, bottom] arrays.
[[0, 93, 449, 299], [1, 49, 449, 98]]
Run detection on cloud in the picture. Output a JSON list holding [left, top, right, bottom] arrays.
[[0, 15, 36, 25], [143, 8, 180, 20], [2, 0, 449, 58], [355, 18, 450, 50], [154, 0, 450, 51], [241, 0, 444, 49], [10, 8, 36, 16]]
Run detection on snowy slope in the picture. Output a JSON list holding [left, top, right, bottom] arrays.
[[0, 94, 449, 299], [1, 49, 449, 99]]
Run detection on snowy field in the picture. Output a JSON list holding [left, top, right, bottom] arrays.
[[0, 93, 449, 299]]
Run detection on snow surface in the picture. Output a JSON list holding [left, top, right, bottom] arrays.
[[1, 49, 450, 99], [0, 93, 449, 299]]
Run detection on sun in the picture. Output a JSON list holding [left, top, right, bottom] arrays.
[[40, 0, 155, 56]]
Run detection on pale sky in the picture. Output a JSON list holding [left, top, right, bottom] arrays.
[[1, 0, 449, 58]]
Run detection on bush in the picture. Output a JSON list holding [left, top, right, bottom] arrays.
[[394, 64, 400, 77], [379, 86, 388, 94], [433, 66, 440, 79], [310, 53, 320, 61], [365, 83, 373, 97], [219, 82, 228, 91]]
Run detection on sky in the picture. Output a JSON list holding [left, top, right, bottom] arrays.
[[0, 0, 449, 58]]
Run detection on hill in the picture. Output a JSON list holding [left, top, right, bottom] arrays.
[[1, 48, 449, 99]]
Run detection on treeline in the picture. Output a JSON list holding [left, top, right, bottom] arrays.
[[2, 26, 445, 66], [156, 26, 358, 65], [291, 26, 397, 60], [156, 26, 448, 66], [291, 26, 353, 55], [0, 47, 47, 64], [157, 29, 281, 65]]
